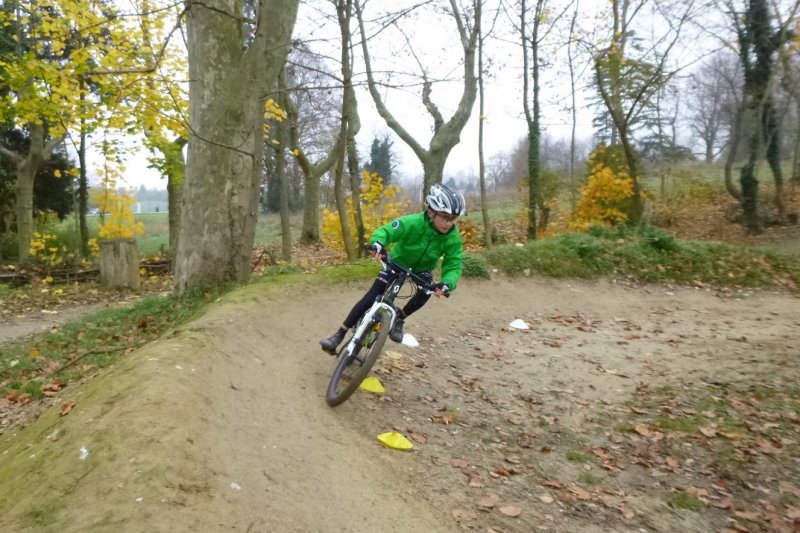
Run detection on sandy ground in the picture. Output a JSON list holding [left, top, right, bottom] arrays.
[[1, 274, 799, 532]]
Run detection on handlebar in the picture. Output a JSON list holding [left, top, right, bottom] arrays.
[[379, 252, 450, 298]]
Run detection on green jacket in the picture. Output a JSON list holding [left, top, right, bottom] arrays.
[[370, 211, 464, 290]]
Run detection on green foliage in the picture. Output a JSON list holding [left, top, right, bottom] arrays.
[[483, 233, 614, 278], [0, 231, 15, 259], [667, 491, 704, 511], [364, 135, 395, 185], [0, 289, 216, 399], [565, 450, 592, 463], [461, 253, 491, 279], [0, 129, 76, 234], [480, 226, 800, 290]]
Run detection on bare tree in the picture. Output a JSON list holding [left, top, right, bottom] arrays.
[[686, 52, 738, 163], [355, 0, 481, 198], [279, 46, 343, 244]]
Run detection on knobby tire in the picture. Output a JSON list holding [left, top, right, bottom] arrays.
[[325, 311, 391, 407]]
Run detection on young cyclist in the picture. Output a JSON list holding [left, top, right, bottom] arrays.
[[320, 183, 466, 355]]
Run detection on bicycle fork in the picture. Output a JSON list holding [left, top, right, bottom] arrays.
[[341, 301, 398, 361]]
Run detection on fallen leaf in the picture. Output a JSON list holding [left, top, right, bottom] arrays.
[[408, 431, 428, 443], [699, 426, 717, 438], [713, 497, 733, 510], [569, 486, 592, 500], [499, 506, 522, 517], [468, 473, 484, 487], [451, 458, 470, 469], [634, 424, 655, 436], [591, 448, 613, 461], [60, 400, 76, 416], [539, 494, 554, 504], [543, 480, 565, 489], [686, 486, 708, 498], [618, 505, 635, 519], [733, 510, 761, 521], [431, 412, 457, 424], [477, 493, 501, 510], [779, 481, 800, 497]]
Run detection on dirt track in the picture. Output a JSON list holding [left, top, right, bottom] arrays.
[[1, 275, 798, 532]]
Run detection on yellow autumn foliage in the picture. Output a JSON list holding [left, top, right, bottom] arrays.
[[569, 144, 634, 231], [321, 172, 412, 252], [91, 188, 145, 240]]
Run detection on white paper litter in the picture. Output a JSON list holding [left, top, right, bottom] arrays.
[[230, 482, 242, 490], [401, 334, 419, 347], [509, 319, 530, 330], [79, 446, 89, 460]]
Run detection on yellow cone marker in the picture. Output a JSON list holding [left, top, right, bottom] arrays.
[[359, 376, 385, 394], [377, 431, 413, 451]]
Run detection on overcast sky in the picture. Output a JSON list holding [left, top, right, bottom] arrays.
[[105, 0, 720, 191]]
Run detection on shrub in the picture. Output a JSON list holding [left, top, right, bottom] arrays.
[[461, 252, 491, 279], [570, 144, 635, 231]]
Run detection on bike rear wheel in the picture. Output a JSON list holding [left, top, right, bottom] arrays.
[[325, 311, 391, 407]]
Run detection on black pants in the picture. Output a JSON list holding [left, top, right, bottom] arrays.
[[342, 270, 433, 329]]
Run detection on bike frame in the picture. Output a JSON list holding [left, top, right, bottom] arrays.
[[339, 255, 437, 359]]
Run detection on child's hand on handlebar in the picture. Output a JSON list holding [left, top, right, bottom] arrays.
[[433, 282, 450, 298], [369, 242, 386, 261]]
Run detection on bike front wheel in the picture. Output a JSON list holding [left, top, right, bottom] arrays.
[[325, 311, 391, 407]]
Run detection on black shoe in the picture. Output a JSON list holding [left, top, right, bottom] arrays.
[[389, 318, 404, 343], [320, 330, 345, 355]]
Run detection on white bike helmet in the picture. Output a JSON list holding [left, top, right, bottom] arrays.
[[426, 183, 466, 216]]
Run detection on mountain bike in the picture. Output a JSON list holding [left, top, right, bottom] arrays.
[[325, 254, 448, 407]]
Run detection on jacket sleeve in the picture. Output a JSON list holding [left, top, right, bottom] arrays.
[[439, 232, 464, 291], [370, 216, 408, 248]]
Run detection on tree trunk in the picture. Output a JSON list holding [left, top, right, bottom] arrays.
[[333, 116, 356, 260], [521, 0, 544, 240], [339, 0, 366, 255], [764, 103, 785, 220], [174, 0, 299, 294], [723, 103, 744, 202], [276, 122, 292, 262], [14, 124, 53, 262], [78, 97, 90, 259], [301, 174, 321, 242], [477, 21, 491, 249], [166, 137, 186, 255], [740, 113, 763, 234], [568, 4, 578, 212], [99, 238, 140, 289], [14, 163, 36, 262], [618, 127, 644, 223]]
